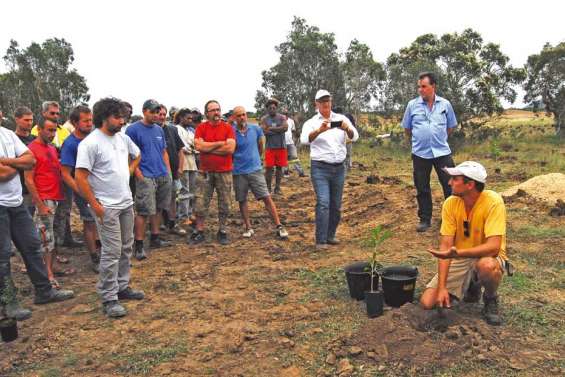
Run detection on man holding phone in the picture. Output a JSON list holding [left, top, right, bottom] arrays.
[[300, 90, 359, 249]]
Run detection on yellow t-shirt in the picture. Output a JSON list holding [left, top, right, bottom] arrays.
[[31, 125, 70, 149], [440, 190, 507, 260]]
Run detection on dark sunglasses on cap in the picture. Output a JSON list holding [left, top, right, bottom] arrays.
[[463, 220, 470, 238]]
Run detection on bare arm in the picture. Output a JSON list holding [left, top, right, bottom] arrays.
[[404, 129, 412, 139], [24, 170, 51, 215], [454, 236, 502, 258], [195, 138, 223, 153], [258, 137, 264, 157], [163, 150, 171, 174], [447, 127, 454, 136], [308, 121, 330, 143], [0, 150, 36, 170], [177, 149, 184, 175], [129, 155, 141, 176], [269, 119, 288, 134], [0, 163, 18, 182], [75, 168, 104, 221], [209, 139, 236, 155], [260, 118, 272, 135], [61, 166, 80, 195]]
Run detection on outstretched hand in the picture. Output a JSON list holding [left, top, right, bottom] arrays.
[[427, 246, 458, 259]]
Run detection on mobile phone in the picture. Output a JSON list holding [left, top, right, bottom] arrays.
[[330, 121, 342, 128]]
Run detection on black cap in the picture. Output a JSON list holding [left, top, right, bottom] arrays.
[[142, 99, 160, 111]]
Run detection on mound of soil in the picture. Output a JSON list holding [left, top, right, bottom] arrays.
[[502, 173, 565, 204]]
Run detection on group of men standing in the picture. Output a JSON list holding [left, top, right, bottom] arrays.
[[1, 72, 508, 325]]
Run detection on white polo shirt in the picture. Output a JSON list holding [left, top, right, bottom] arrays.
[[300, 112, 359, 164], [0, 127, 28, 207]]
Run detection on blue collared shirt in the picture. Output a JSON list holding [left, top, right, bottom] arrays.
[[401, 95, 457, 159]]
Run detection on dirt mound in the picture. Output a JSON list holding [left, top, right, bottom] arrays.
[[502, 173, 565, 204], [322, 303, 551, 375]]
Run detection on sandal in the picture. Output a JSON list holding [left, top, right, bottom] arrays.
[[53, 267, 77, 277], [56, 255, 70, 264], [49, 279, 61, 290]]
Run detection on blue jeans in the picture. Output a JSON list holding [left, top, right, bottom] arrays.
[[310, 160, 346, 244], [0, 203, 52, 300]]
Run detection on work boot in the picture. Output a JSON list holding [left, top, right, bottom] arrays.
[[482, 294, 502, 326], [416, 220, 431, 232], [150, 236, 172, 248], [463, 278, 482, 303], [117, 287, 145, 301], [103, 300, 127, 318], [134, 244, 147, 261], [217, 230, 230, 245], [327, 238, 340, 245], [4, 301, 32, 321], [34, 288, 74, 305]]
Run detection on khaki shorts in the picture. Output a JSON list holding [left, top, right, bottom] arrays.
[[233, 170, 270, 202], [35, 200, 59, 254], [426, 256, 506, 299], [135, 175, 172, 216]]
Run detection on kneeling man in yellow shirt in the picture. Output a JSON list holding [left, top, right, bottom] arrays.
[[421, 161, 509, 326]]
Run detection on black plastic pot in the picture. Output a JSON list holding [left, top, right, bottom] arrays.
[[344, 262, 378, 300], [0, 318, 18, 342], [365, 290, 384, 318], [381, 265, 418, 308]]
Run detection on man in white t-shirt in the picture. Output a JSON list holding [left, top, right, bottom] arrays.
[[282, 109, 305, 178], [1, 127, 74, 321], [75, 97, 143, 318], [300, 90, 359, 249]]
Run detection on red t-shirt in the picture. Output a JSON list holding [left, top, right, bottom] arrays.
[[195, 121, 236, 172], [28, 140, 64, 201]]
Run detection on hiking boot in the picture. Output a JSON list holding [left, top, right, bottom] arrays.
[[217, 230, 230, 245], [117, 287, 145, 301], [34, 288, 74, 305], [103, 300, 127, 318], [134, 245, 147, 261], [416, 220, 431, 232], [315, 243, 329, 251], [242, 229, 255, 238], [150, 237, 172, 248], [90, 253, 100, 274], [463, 278, 482, 303], [4, 301, 32, 321], [327, 238, 340, 245], [63, 237, 84, 248], [274, 187, 283, 195], [188, 230, 205, 245], [276, 225, 288, 239], [482, 294, 502, 326]]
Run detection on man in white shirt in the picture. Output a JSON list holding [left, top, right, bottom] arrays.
[[300, 90, 359, 249], [282, 109, 305, 178], [75, 97, 144, 318]]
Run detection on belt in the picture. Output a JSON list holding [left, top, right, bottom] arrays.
[[311, 160, 344, 166]]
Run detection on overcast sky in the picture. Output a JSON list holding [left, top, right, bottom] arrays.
[[1, 0, 563, 113]]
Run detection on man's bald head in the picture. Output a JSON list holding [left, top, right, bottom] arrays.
[[233, 106, 247, 127]]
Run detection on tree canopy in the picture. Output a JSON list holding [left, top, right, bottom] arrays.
[[0, 38, 89, 122], [524, 42, 565, 136]]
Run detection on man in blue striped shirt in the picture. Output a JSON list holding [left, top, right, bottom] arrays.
[[402, 72, 458, 232]]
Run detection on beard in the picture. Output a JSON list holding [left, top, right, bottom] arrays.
[[107, 124, 122, 134]]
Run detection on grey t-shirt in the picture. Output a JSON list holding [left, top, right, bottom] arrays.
[[262, 114, 287, 149], [75, 128, 140, 209], [0, 127, 28, 207]]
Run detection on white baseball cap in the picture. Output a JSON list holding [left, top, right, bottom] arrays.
[[315, 89, 331, 100], [442, 161, 487, 183]]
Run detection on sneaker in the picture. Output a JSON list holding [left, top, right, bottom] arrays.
[[315, 243, 329, 251], [63, 238, 84, 248], [416, 220, 431, 232], [34, 288, 74, 305], [168, 224, 187, 236], [217, 230, 230, 245], [274, 187, 282, 195], [327, 238, 340, 245], [150, 237, 172, 248], [482, 294, 502, 326], [276, 225, 288, 239], [188, 230, 205, 245], [103, 300, 127, 318], [134, 246, 147, 261], [242, 229, 255, 238], [4, 302, 32, 321], [117, 287, 145, 301], [463, 278, 482, 303]]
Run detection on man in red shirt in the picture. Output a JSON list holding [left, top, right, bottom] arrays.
[[189, 100, 235, 245], [25, 118, 69, 288]]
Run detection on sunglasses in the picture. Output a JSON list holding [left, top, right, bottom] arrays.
[[49, 111, 60, 116], [463, 220, 470, 238]]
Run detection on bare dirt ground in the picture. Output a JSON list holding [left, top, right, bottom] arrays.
[[1, 138, 564, 377]]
